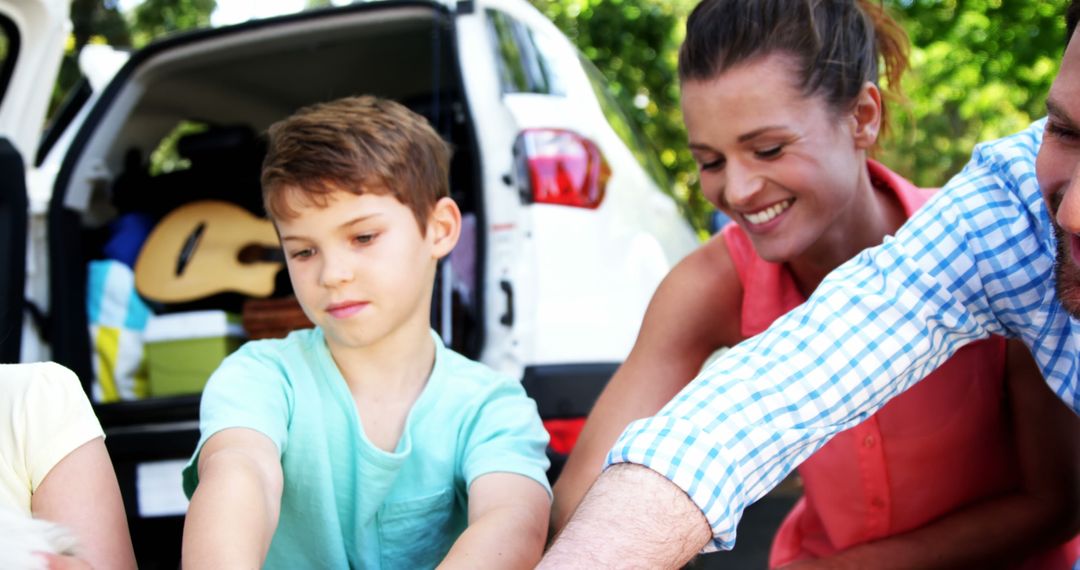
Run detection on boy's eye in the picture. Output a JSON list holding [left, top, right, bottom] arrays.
[[289, 248, 315, 260], [755, 144, 784, 159]]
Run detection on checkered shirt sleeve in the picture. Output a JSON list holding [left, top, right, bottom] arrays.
[[606, 120, 1080, 552]]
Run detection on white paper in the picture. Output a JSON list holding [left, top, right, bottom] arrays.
[[136, 460, 190, 517]]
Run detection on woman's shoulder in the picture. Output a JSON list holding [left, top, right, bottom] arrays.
[[644, 234, 745, 349], [0, 362, 83, 403]]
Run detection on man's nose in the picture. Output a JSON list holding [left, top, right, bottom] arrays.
[[1059, 168, 1080, 234]]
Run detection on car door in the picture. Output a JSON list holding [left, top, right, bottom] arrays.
[[0, 0, 69, 361]]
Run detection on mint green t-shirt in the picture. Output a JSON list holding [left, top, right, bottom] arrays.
[[182, 328, 551, 569]]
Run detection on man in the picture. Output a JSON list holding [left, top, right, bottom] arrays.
[[540, 2, 1080, 566]]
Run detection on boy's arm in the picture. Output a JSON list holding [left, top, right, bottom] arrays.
[[181, 428, 283, 569], [439, 472, 550, 569]]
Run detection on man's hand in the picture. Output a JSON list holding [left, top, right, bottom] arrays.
[[540, 464, 711, 568]]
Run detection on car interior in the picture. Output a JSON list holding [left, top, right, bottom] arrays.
[[61, 4, 483, 362]]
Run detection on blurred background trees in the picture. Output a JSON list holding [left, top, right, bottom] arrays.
[[62, 0, 1070, 236]]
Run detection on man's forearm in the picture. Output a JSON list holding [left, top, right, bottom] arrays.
[[540, 463, 711, 568]]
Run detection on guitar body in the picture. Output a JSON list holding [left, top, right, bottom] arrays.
[[134, 200, 283, 303]]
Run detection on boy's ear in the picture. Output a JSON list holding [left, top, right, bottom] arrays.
[[850, 82, 882, 150], [428, 197, 461, 259]]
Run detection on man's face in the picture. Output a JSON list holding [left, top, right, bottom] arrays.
[[1037, 27, 1080, 318]]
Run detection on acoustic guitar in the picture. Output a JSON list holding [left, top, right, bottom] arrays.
[[134, 200, 284, 303]]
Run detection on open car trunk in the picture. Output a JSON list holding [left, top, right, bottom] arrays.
[[44, 2, 482, 566]]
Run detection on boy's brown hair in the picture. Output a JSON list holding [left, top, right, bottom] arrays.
[[261, 95, 451, 233]]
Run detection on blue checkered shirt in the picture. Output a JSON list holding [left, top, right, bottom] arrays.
[[606, 119, 1080, 552]]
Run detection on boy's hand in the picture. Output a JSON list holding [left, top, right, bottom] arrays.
[[438, 472, 550, 568]]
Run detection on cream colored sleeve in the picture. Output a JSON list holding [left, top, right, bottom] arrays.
[[0, 362, 105, 512]]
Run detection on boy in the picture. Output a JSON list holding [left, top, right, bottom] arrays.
[[181, 96, 551, 569]]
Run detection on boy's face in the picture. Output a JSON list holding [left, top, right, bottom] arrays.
[[1038, 27, 1080, 318], [275, 188, 457, 354]]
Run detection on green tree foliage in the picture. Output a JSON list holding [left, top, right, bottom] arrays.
[[72, 0, 131, 50], [129, 0, 216, 47], [881, 0, 1067, 187], [532, 0, 1069, 237], [50, 0, 130, 114], [51, 0, 215, 116]]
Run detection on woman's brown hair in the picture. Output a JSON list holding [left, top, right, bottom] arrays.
[[678, 0, 909, 140]]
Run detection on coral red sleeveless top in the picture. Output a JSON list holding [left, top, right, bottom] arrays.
[[721, 160, 1080, 569]]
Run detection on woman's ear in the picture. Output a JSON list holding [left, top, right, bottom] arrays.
[[428, 197, 462, 259], [851, 82, 883, 150]]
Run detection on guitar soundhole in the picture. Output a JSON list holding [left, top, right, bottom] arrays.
[[176, 222, 207, 277]]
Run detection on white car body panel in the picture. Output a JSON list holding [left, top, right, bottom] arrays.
[[0, 0, 68, 162]]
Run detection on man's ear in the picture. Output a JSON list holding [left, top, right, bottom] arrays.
[[851, 82, 883, 150], [428, 197, 461, 259]]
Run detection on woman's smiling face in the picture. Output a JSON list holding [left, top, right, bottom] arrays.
[[682, 54, 871, 263]]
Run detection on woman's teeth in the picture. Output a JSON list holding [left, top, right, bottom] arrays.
[[743, 199, 793, 225]]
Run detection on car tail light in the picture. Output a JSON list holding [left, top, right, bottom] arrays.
[[542, 417, 587, 456], [514, 129, 611, 209]]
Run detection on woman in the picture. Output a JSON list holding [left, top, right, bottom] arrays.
[[551, 1, 1080, 567], [1, 362, 137, 570]]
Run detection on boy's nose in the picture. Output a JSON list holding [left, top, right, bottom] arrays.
[[319, 255, 356, 287]]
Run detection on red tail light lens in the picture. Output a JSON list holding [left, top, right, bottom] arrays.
[[543, 417, 587, 455], [514, 129, 611, 209]]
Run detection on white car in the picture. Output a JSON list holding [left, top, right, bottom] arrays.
[[0, 0, 698, 564]]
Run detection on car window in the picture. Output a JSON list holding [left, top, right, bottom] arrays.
[[0, 16, 19, 110], [36, 79, 91, 166], [486, 10, 562, 96], [528, 27, 567, 96], [578, 54, 670, 190]]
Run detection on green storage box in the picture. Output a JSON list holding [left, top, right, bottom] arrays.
[[144, 311, 245, 397]]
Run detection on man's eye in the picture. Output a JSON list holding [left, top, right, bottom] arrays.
[[1047, 121, 1080, 142]]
